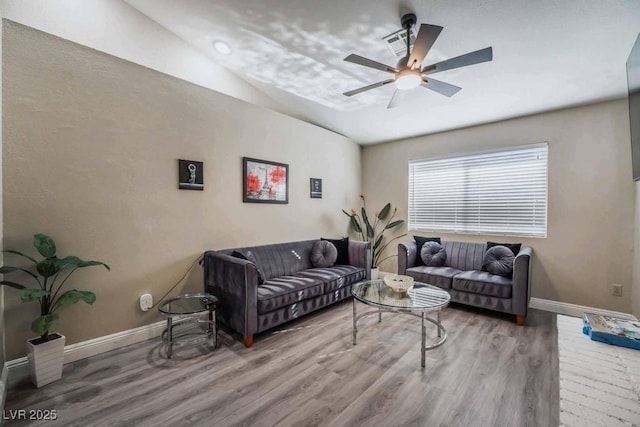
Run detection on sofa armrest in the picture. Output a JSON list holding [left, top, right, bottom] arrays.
[[512, 246, 533, 317], [349, 240, 372, 279], [203, 250, 259, 337], [398, 241, 418, 275]]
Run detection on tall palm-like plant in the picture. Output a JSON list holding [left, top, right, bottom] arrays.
[[343, 194, 406, 268], [0, 233, 109, 342]]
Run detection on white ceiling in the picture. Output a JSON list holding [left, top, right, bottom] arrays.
[[125, 0, 640, 144]]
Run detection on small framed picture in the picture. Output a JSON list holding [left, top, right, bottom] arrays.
[[178, 159, 204, 190], [310, 178, 322, 198]]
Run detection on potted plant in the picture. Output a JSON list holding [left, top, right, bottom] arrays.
[[343, 194, 406, 279], [0, 233, 109, 387]]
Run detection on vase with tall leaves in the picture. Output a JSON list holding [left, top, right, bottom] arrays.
[[0, 233, 109, 387], [343, 194, 406, 276]]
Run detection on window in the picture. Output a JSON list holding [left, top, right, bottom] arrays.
[[408, 143, 548, 237]]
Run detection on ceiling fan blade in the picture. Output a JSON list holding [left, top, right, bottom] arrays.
[[422, 47, 493, 75], [406, 24, 443, 69], [387, 89, 409, 109], [344, 54, 399, 74], [421, 77, 462, 97], [343, 79, 395, 97]]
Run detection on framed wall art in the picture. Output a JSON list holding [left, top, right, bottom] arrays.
[[178, 159, 204, 190], [310, 178, 322, 198], [243, 157, 289, 204]]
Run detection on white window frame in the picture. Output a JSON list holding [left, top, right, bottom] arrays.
[[408, 143, 548, 238]]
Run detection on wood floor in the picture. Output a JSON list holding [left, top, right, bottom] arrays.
[[5, 301, 559, 426]]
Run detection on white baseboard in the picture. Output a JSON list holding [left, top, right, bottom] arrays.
[[7, 320, 166, 387], [530, 297, 637, 320]]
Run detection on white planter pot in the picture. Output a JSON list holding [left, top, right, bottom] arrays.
[[371, 267, 380, 280], [26, 333, 65, 388]]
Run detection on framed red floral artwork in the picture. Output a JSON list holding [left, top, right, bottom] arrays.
[[243, 157, 289, 204]]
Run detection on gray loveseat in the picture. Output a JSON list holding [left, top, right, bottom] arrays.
[[398, 240, 532, 324], [204, 239, 371, 347]]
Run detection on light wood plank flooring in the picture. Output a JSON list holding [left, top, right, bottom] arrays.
[[5, 301, 559, 426]]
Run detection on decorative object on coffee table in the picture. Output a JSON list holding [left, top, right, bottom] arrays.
[[383, 274, 414, 296], [243, 157, 288, 204], [310, 178, 322, 198], [178, 159, 204, 190], [0, 233, 109, 387], [342, 193, 406, 270]]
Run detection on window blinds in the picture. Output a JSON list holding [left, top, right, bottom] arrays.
[[408, 143, 548, 237]]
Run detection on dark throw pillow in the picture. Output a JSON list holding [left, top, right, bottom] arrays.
[[231, 250, 247, 261], [321, 237, 349, 265], [414, 236, 441, 265], [232, 250, 265, 283], [486, 241, 521, 256], [310, 240, 338, 268], [420, 241, 447, 267], [482, 245, 515, 278]]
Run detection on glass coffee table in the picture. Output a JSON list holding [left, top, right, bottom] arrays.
[[351, 279, 450, 368], [158, 293, 218, 359]]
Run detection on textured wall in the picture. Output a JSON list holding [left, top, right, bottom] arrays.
[[2, 21, 361, 359], [363, 99, 635, 313]]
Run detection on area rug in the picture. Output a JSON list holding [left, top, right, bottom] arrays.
[[558, 314, 640, 426]]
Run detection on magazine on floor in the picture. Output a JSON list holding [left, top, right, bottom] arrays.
[[582, 313, 640, 350]]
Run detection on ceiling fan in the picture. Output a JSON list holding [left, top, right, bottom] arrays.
[[343, 13, 493, 108]]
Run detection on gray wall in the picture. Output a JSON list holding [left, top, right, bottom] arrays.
[[2, 21, 362, 359], [363, 99, 635, 313]]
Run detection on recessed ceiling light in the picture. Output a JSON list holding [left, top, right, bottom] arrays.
[[213, 40, 232, 55]]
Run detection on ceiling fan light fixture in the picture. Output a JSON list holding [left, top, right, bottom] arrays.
[[395, 70, 422, 90]]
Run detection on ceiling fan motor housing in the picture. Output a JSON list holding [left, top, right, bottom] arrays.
[[396, 54, 411, 70], [401, 13, 417, 30]]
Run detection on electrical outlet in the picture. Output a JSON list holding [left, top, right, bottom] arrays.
[[612, 284, 623, 297], [140, 293, 153, 311]]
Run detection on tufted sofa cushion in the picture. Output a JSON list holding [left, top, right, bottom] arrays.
[[414, 236, 441, 265], [310, 240, 338, 268], [482, 245, 515, 278], [420, 241, 447, 266], [321, 237, 349, 265]]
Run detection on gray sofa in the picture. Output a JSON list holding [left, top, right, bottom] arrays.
[[398, 240, 532, 324], [204, 239, 371, 347]]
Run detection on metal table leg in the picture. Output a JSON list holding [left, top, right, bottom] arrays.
[[421, 312, 426, 368], [352, 298, 357, 345], [208, 307, 218, 349], [214, 309, 219, 348], [167, 317, 173, 359]]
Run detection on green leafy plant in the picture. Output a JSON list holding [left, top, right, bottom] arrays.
[[343, 194, 406, 268], [0, 233, 109, 342]]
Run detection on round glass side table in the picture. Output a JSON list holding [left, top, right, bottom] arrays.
[[158, 293, 218, 358]]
